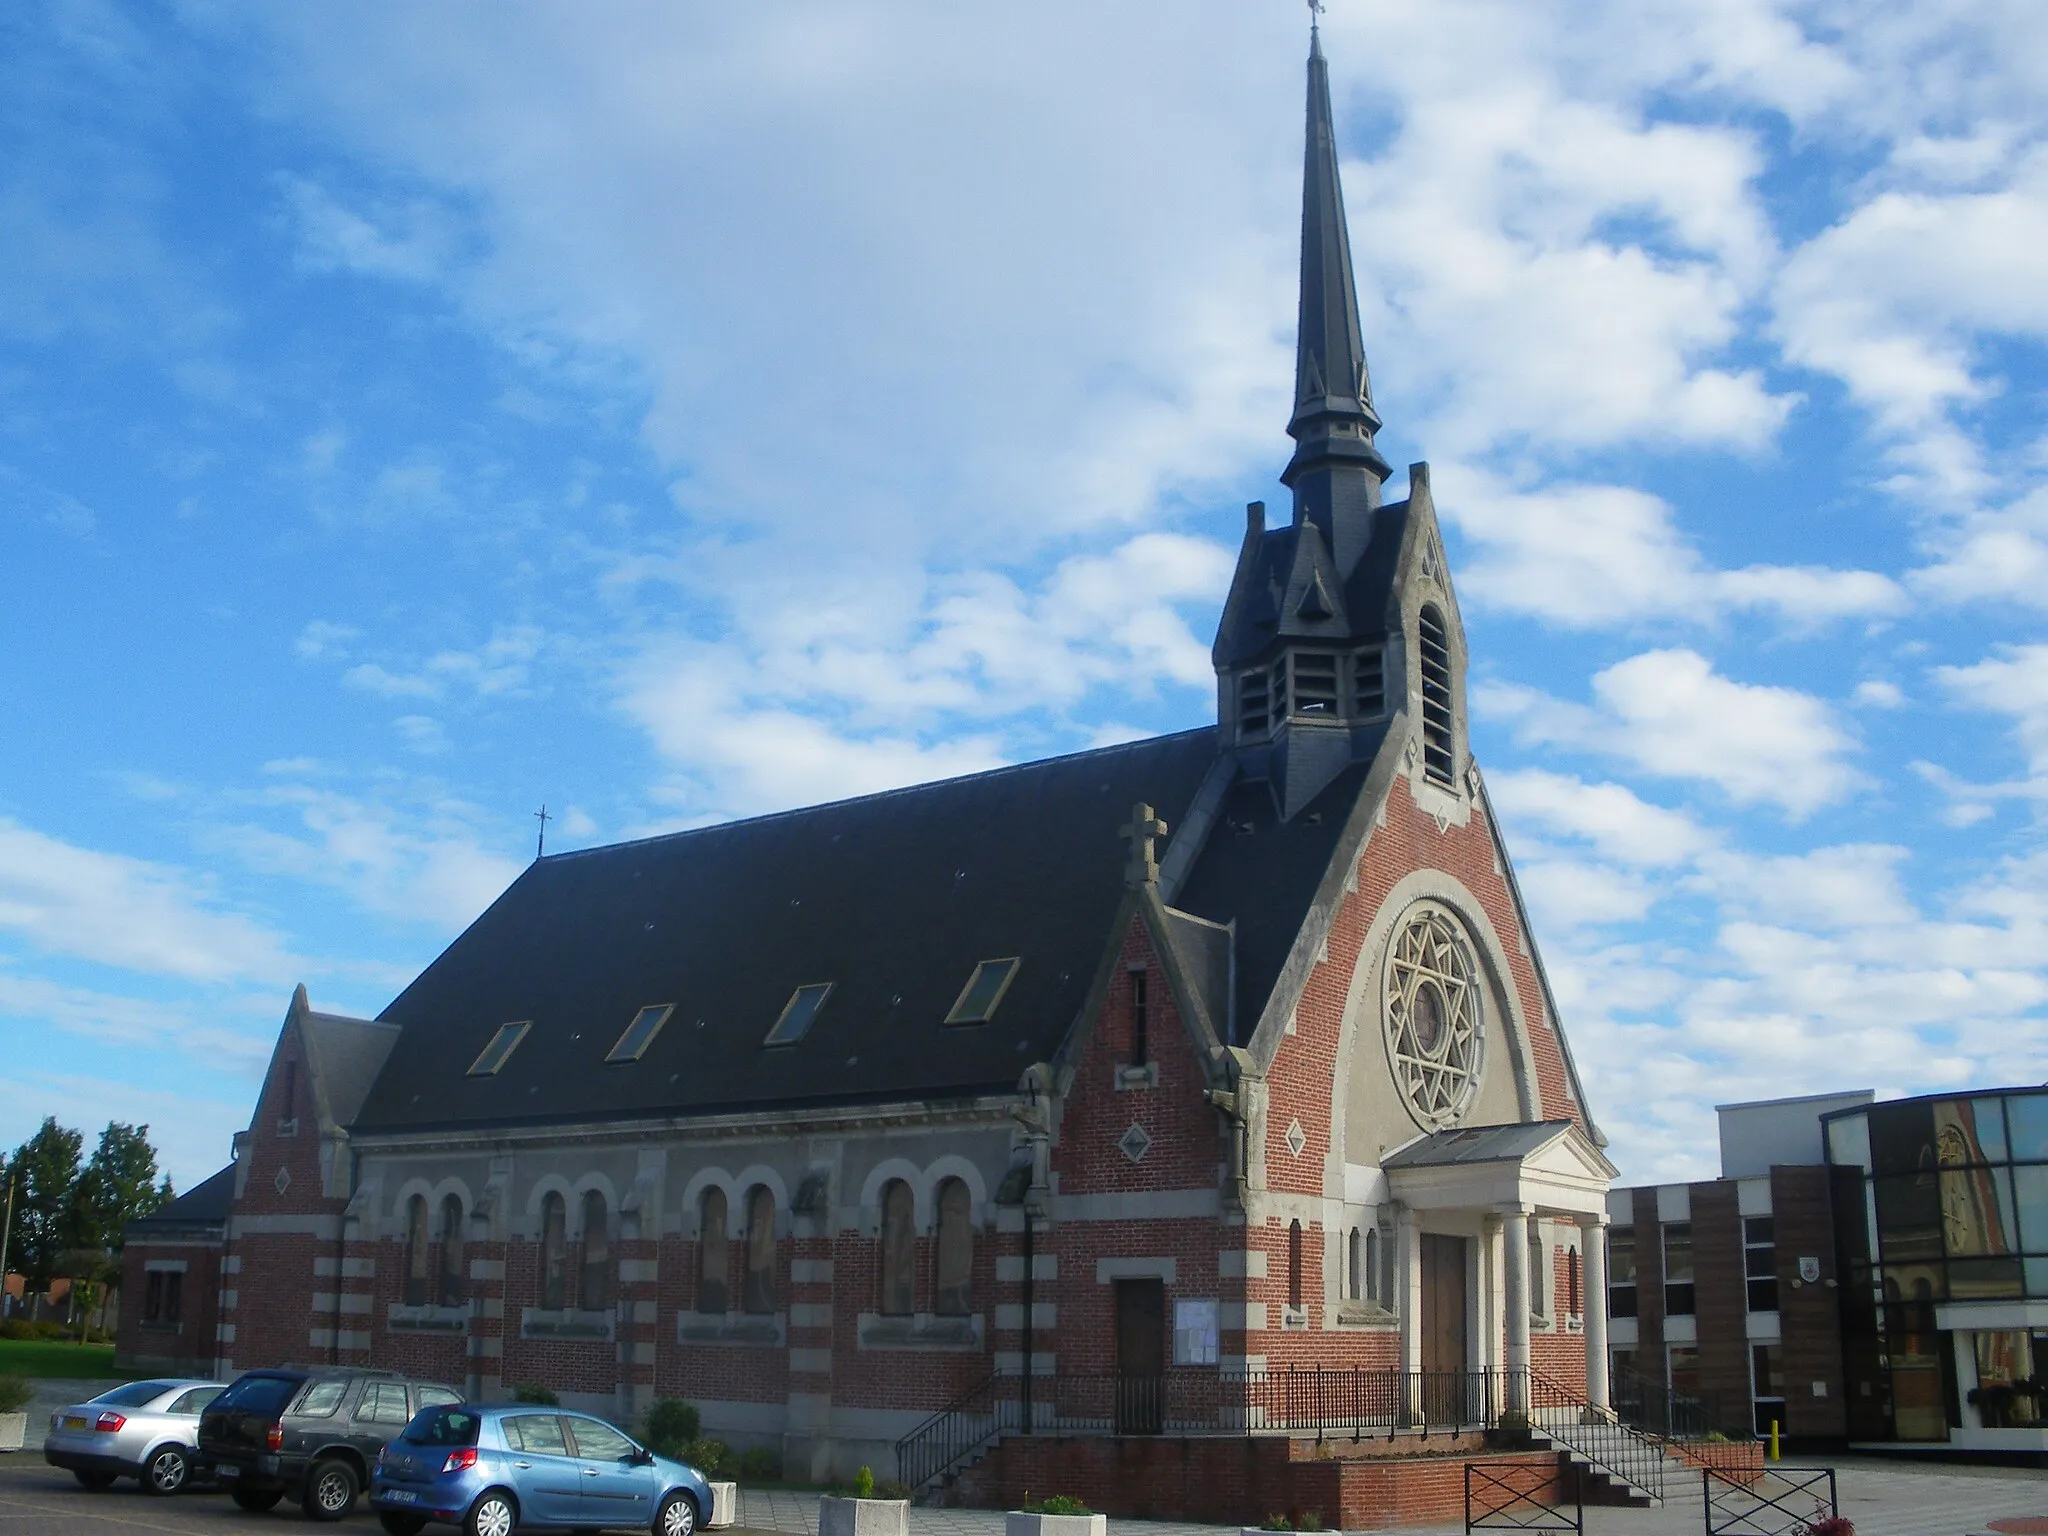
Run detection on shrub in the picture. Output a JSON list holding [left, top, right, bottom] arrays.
[[1259, 1518, 1294, 1532], [852, 1465, 875, 1500], [511, 1384, 559, 1405], [642, 1400, 701, 1458], [1804, 1520, 1854, 1536], [737, 1445, 779, 1481], [1299, 1514, 1323, 1532], [1022, 1495, 1090, 1516], [687, 1438, 730, 1476], [876, 1480, 910, 1501], [0, 1374, 31, 1414]]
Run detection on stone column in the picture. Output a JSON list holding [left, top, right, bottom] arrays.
[[1581, 1213, 1610, 1412], [1502, 1204, 1531, 1411], [1397, 1206, 1422, 1422]]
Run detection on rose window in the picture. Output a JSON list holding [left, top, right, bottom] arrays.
[[1383, 904, 1484, 1129]]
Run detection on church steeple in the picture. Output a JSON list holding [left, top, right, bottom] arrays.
[[1281, 22, 1391, 575]]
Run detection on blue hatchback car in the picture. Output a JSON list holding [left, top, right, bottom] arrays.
[[369, 1403, 711, 1536]]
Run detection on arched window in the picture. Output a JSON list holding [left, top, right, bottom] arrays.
[[698, 1188, 728, 1315], [1346, 1228, 1362, 1302], [403, 1195, 430, 1307], [1528, 1228, 1547, 1320], [934, 1178, 973, 1316], [1363, 1227, 1380, 1303], [580, 1190, 610, 1311], [1418, 605, 1455, 785], [743, 1186, 776, 1314], [438, 1195, 465, 1307], [1379, 1217, 1397, 1304], [880, 1180, 916, 1317], [540, 1192, 568, 1311], [1567, 1247, 1581, 1317], [1288, 1220, 1304, 1311]]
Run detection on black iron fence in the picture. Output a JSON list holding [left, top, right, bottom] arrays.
[[1702, 1465, 1837, 1536], [1465, 1459, 1582, 1534]]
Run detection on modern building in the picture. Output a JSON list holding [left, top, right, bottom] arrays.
[[1611, 1086, 2048, 1459], [120, 26, 1619, 1510]]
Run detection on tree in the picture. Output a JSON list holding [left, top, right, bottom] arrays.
[[73, 1123, 167, 1257], [8, 1119, 84, 1306]]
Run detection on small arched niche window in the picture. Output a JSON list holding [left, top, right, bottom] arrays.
[[1288, 1219, 1304, 1311], [698, 1188, 729, 1315], [880, 1180, 917, 1317], [580, 1190, 611, 1311], [1528, 1228, 1547, 1321], [1346, 1228, 1362, 1302], [743, 1186, 777, 1314], [403, 1194, 430, 1307], [1365, 1226, 1382, 1304], [540, 1191, 568, 1311], [438, 1194, 466, 1307], [934, 1178, 973, 1316], [1418, 605, 1455, 786]]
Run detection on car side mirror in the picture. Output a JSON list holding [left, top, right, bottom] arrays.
[[632, 1447, 655, 1465]]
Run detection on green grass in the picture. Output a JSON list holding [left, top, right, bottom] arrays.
[[0, 1339, 123, 1379]]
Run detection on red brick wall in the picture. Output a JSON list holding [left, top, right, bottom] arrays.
[[115, 1240, 223, 1376], [951, 1435, 1564, 1529], [1770, 1167, 1847, 1441], [1692, 1182, 1750, 1433]]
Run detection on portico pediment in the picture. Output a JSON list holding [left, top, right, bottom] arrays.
[[1383, 1119, 1615, 1217]]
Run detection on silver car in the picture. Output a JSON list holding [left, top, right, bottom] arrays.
[[43, 1378, 225, 1495]]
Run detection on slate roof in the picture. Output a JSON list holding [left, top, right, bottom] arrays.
[[1212, 497, 1413, 671], [126, 1163, 236, 1237], [350, 728, 1373, 1136], [1382, 1120, 1577, 1170]]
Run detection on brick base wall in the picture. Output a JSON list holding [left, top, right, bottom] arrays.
[[948, 1435, 1565, 1529]]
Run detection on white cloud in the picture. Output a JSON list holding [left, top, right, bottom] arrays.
[[294, 619, 360, 659], [1936, 644, 2048, 774], [1853, 680, 1905, 708], [1483, 649, 1864, 816], [0, 818, 294, 983], [1442, 467, 1902, 629], [1486, 768, 1711, 867]]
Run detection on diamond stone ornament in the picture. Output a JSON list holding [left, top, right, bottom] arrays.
[[1285, 1118, 1308, 1158], [1383, 902, 1484, 1130], [274, 1165, 291, 1195], [1119, 1123, 1152, 1163]]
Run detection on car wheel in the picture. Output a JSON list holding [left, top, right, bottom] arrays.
[[72, 1468, 119, 1490], [378, 1514, 429, 1536], [141, 1445, 190, 1496], [301, 1459, 360, 1522], [466, 1489, 518, 1536], [656, 1490, 699, 1536], [231, 1484, 286, 1511]]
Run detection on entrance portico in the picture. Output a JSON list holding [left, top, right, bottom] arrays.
[[1384, 1120, 1618, 1408]]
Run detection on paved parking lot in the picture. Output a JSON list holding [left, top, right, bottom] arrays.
[[3, 1451, 2047, 1536]]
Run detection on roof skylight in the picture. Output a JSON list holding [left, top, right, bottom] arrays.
[[607, 1004, 673, 1063], [468, 1021, 531, 1077], [764, 983, 833, 1047], [946, 958, 1021, 1025]]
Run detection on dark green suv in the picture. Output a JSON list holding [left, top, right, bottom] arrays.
[[197, 1368, 463, 1521]]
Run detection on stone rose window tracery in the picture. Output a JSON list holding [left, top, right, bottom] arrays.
[[1383, 903, 1484, 1129]]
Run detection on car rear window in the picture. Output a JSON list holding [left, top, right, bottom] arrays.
[[403, 1407, 481, 1447], [297, 1380, 348, 1417], [211, 1375, 301, 1416], [94, 1382, 174, 1408]]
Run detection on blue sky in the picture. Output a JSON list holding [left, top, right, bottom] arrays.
[[3, 0, 2046, 1192]]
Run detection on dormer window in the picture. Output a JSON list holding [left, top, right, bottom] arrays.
[[467, 1021, 531, 1077], [764, 983, 832, 1046], [1418, 605, 1455, 785], [946, 958, 1021, 1024], [606, 1004, 673, 1063], [1353, 645, 1385, 717]]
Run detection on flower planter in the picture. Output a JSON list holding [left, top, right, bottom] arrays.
[[818, 1495, 909, 1536], [0, 1413, 26, 1453], [1007, 1513, 1106, 1536], [707, 1481, 737, 1528]]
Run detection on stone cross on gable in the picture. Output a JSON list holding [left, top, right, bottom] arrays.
[[1120, 802, 1169, 888]]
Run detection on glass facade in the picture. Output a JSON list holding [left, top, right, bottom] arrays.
[[1826, 1090, 2048, 1442]]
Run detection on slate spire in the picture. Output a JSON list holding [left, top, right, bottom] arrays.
[[1282, 23, 1391, 574]]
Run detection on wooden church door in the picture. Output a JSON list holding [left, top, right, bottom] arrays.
[[1114, 1278, 1166, 1434], [1420, 1234, 1468, 1422]]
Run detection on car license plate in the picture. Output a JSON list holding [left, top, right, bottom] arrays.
[[217, 1464, 240, 1478], [385, 1490, 418, 1505], [62, 1416, 87, 1430]]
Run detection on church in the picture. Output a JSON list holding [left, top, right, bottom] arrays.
[[120, 28, 1618, 1513]]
